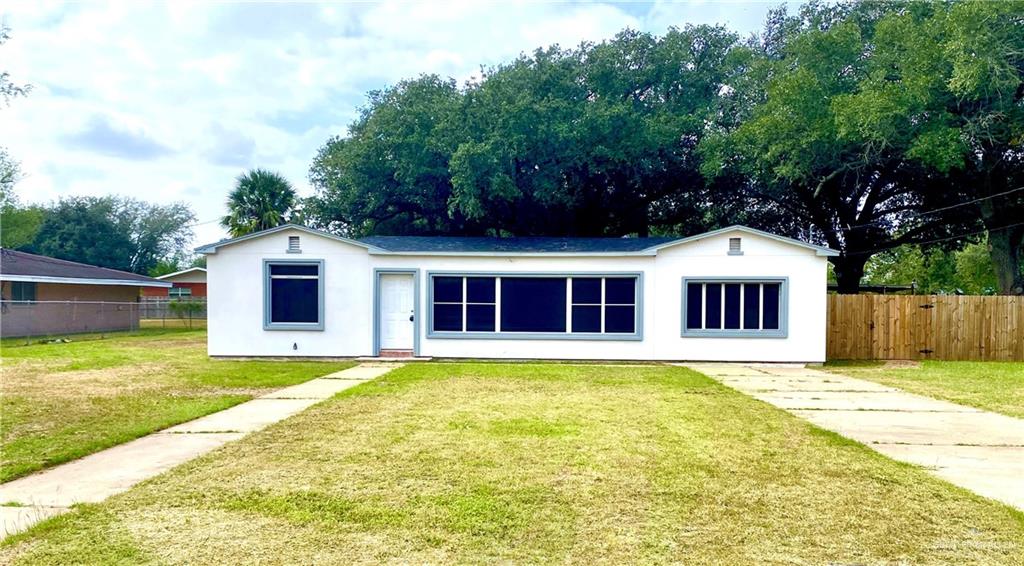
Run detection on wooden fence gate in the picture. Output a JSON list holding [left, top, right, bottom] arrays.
[[827, 295, 1024, 361]]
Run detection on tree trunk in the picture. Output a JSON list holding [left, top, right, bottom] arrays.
[[831, 254, 868, 294], [980, 198, 1024, 295], [987, 225, 1024, 295]]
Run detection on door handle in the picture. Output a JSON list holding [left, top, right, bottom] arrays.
[[409, 314, 415, 322]]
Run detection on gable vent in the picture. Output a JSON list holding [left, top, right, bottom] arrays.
[[728, 237, 743, 255], [287, 235, 301, 253]]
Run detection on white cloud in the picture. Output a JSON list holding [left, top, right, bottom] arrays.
[[206, 123, 256, 168], [0, 1, 779, 250], [62, 114, 176, 160]]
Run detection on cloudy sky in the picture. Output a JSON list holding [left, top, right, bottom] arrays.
[[1, 1, 790, 247]]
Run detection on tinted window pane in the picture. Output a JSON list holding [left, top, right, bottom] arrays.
[[500, 278, 566, 332], [12, 282, 37, 302], [571, 278, 601, 304], [743, 283, 761, 330], [270, 278, 318, 323], [466, 277, 495, 303], [270, 264, 318, 276], [704, 283, 722, 329], [724, 283, 741, 329], [763, 283, 781, 329], [605, 278, 636, 304], [433, 277, 463, 302], [433, 304, 462, 331], [571, 305, 601, 332], [604, 306, 635, 333], [686, 283, 703, 330], [466, 304, 495, 331]]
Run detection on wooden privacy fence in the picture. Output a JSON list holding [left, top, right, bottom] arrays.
[[827, 295, 1024, 361]]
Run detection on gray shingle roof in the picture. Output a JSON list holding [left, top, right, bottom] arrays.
[[194, 224, 838, 257], [0, 249, 163, 284], [357, 236, 680, 253]]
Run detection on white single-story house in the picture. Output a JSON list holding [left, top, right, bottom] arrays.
[[197, 224, 837, 362]]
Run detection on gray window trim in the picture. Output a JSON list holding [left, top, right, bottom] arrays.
[[263, 259, 325, 331], [426, 271, 643, 341], [680, 277, 788, 338], [372, 268, 421, 356]]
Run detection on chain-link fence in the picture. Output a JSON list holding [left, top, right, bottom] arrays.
[[1, 298, 207, 342], [139, 298, 207, 325]]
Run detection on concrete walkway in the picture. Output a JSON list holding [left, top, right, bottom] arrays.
[[684, 363, 1024, 511], [0, 363, 399, 538]]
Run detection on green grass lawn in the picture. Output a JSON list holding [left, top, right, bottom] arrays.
[[4, 363, 1021, 564], [825, 360, 1024, 418], [0, 328, 352, 482]]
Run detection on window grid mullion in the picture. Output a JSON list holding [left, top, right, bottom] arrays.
[[566, 277, 573, 334], [461, 277, 467, 333], [719, 284, 725, 329], [495, 277, 502, 332], [759, 283, 764, 330], [739, 283, 745, 330]]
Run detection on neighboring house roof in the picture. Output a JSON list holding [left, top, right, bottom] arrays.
[[155, 267, 207, 281], [0, 249, 172, 288], [196, 223, 838, 257]]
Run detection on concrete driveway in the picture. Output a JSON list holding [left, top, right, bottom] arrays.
[[684, 363, 1024, 511]]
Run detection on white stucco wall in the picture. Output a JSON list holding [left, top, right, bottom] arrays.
[[207, 230, 373, 357], [206, 227, 829, 361]]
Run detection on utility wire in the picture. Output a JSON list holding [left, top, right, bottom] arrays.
[[841, 220, 1024, 256], [843, 186, 1024, 230], [183, 217, 222, 229]]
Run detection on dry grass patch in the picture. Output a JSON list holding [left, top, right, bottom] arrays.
[[0, 328, 352, 481], [4, 363, 1022, 564]]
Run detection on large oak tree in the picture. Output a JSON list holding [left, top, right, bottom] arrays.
[[837, 0, 1024, 293], [701, 2, 975, 293], [307, 1, 1022, 293], [308, 26, 754, 238]]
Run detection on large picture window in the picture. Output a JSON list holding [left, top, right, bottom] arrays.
[[264, 260, 324, 330], [429, 273, 641, 339], [501, 277, 566, 332], [682, 279, 786, 337]]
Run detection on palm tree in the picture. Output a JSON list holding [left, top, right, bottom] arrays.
[[220, 169, 297, 237]]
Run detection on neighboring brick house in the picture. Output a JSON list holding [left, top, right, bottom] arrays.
[[142, 267, 207, 299], [0, 249, 171, 337]]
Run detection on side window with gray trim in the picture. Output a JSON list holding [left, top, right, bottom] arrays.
[[683, 279, 786, 337], [265, 261, 324, 329]]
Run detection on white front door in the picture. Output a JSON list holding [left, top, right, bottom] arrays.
[[379, 273, 415, 350]]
